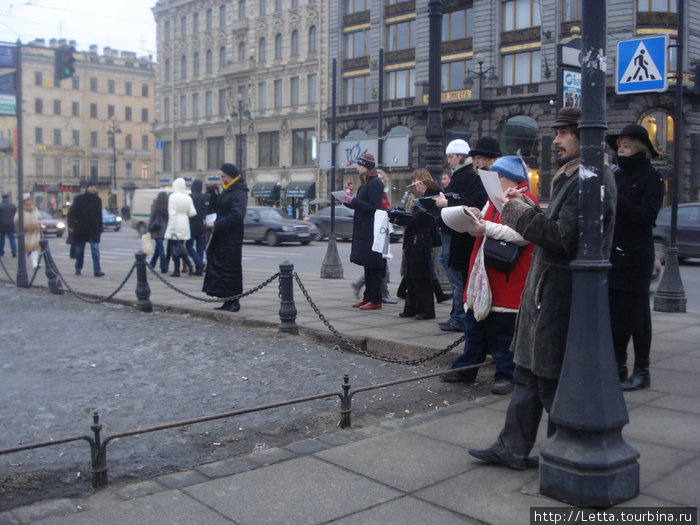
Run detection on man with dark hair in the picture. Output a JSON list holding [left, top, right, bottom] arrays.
[[0, 193, 17, 257], [68, 181, 104, 277], [468, 107, 617, 469]]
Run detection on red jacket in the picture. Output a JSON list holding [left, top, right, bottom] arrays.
[[464, 181, 538, 309]]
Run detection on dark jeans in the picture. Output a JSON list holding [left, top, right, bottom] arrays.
[[362, 265, 383, 304], [451, 310, 516, 382], [150, 238, 167, 272], [445, 265, 466, 330], [74, 240, 101, 274], [0, 231, 16, 256], [186, 231, 204, 268]]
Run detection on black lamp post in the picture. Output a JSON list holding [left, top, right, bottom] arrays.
[[463, 52, 498, 140], [423, 0, 444, 183], [107, 119, 121, 191], [231, 93, 250, 172]]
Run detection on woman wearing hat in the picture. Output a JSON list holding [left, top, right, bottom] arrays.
[[203, 163, 249, 312], [606, 124, 665, 391], [470, 136, 502, 172], [14, 192, 42, 269]]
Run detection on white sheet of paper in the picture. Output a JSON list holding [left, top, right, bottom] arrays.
[[206, 213, 217, 223], [478, 169, 505, 212], [331, 190, 347, 203]]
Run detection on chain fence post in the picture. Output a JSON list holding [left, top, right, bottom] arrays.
[[90, 412, 108, 488], [134, 251, 152, 312], [40, 239, 63, 295], [278, 261, 298, 334], [339, 374, 352, 428]]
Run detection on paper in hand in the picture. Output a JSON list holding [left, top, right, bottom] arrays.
[[206, 213, 217, 223], [331, 190, 347, 203], [478, 169, 505, 211]]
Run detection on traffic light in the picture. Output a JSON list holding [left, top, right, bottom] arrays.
[[54, 45, 76, 81], [692, 64, 700, 95]]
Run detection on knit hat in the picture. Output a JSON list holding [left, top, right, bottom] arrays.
[[489, 156, 528, 184], [552, 107, 582, 131], [220, 163, 240, 177], [606, 124, 659, 159], [469, 137, 502, 159], [445, 139, 470, 156], [86, 180, 97, 188], [356, 152, 375, 169]]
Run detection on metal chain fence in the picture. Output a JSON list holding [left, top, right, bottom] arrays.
[[0, 250, 45, 287], [293, 272, 465, 366], [49, 258, 137, 304], [0, 255, 17, 285]]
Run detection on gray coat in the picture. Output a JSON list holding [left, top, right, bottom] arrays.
[[500, 158, 617, 379]]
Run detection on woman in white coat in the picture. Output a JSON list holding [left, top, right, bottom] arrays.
[[164, 178, 196, 276]]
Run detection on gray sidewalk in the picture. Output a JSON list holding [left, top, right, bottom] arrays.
[[1, 253, 699, 524]]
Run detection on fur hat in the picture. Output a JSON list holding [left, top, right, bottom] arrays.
[[552, 107, 582, 132], [489, 156, 528, 184], [356, 152, 375, 169], [469, 137, 502, 159], [22, 192, 32, 201], [445, 139, 470, 156], [220, 163, 240, 177], [606, 124, 659, 159]]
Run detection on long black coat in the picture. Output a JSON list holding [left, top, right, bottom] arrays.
[[403, 192, 438, 279], [444, 162, 487, 274], [68, 192, 103, 243], [202, 180, 248, 298], [346, 174, 384, 269], [609, 153, 664, 292], [189, 180, 209, 237]]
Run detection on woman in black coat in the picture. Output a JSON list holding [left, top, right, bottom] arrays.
[[345, 152, 384, 310], [606, 124, 665, 390], [202, 163, 248, 312]]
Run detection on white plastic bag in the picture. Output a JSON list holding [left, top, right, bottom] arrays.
[[372, 209, 392, 259], [141, 232, 153, 255], [464, 240, 492, 321]]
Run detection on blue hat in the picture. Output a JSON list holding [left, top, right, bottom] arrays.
[[490, 156, 528, 184]]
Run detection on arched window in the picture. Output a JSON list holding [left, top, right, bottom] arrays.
[[180, 55, 187, 79], [164, 58, 171, 80], [290, 30, 299, 57], [308, 25, 317, 53], [639, 109, 674, 158], [274, 33, 283, 60], [193, 52, 199, 76], [238, 41, 246, 62], [219, 46, 226, 69], [259, 37, 266, 63], [206, 49, 213, 73]]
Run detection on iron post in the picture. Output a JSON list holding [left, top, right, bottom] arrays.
[[14, 40, 28, 288], [40, 239, 63, 294], [90, 411, 108, 488], [107, 119, 121, 192], [339, 374, 352, 428], [278, 261, 298, 334], [134, 251, 152, 312], [654, 0, 687, 313], [539, 2, 640, 507], [424, 0, 443, 183]]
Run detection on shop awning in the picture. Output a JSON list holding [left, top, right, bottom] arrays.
[[250, 182, 281, 198], [284, 181, 316, 199]]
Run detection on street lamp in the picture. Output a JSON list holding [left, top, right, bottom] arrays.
[[107, 119, 121, 191], [230, 93, 250, 172], [463, 52, 498, 140]]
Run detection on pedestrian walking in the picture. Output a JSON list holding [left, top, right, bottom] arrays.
[[164, 178, 196, 277], [67, 181, 104, 277], [0, 193, 17, 257], [14, 193, 42, 269], [203, 163, 248, 312], [148, 191, 169, 273], [187, 179, 209, 276], [606, 124, 665, 391]]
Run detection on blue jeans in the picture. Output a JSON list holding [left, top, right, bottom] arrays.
[[186, 231, 204, 268], [74, 240, 101, 274], [0, 231, 16, 256], [451, 310, 516, 382], [445, 265, 467, 330], [150, 238, 167, 272]]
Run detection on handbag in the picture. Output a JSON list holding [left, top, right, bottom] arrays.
[[483, 238, 519, 273], [141, 232, 153, 255], [465, 242, 491, 321], [171, 242, 189, 259]]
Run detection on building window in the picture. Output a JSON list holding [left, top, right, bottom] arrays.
[[35, 98, 43, 114], [193, 52, 200, 76], [192, 93, 200, 118], [344, 0, 367, 15], [258, 81, 267, 109], [34, 71, 42, 86], [90, 131, 98, 147], [258, 131, 279, 167], [72, 130, 80, 146], [108, 131, 115, 148], [90, 103, 98, 118], [180, 139, 197, 170], [308, 26, 317, 53], [165, 59, 171, 80], [181, 55, 187, 78], [292, 128, 316, 166], [108, 79, 115, 94], [89, 159, 98, 179], [125, 81, 132, 95], [141, 163, 149, 180], [274, 79, 283, 107], [238, 0, 246, 19], [259, 38, 267, 62], [142, 108, 149, 122], [164, 97, 171, 121], [206, 49, 213, 73], [386, 20, 415, 51], [207, 136, 225, 169], [125, 161, 133, 179], [275, 34, 283, 60], [72, 159, 81, 178], [442, 59, 471, 91], [344, 75, 370, 105], [639, 110, 673, 157], [125, 134, 132, 149], [36, 158, 44, 177], [275, 0, 282, 11], [292, 0, 299, 7], [219, 88, 227, 115], [637, 0, 677, 12], [142, 135, 149, 150], [163, 141, 172, 171], [562, 0, 580, 21], [386, 68, 415, 99], [206, 8, 213, 29], [35, 127, 43, 144], [142, 83, 149, 97], [54, 158, 62, 177], [502, 50, 541, 85], [164, 20, 171, 41], [290, 76, 299, 105], [345, 29, 367, 59], [307, 73, 317, 103], [193, 12, 199, 32], [90, 77, 98, 91], [219, 46, 226, 69], [259, 0, 266, 16], [238, 42, 246, 62], [205, 90, 213, 116], [125, 107, 132, 121], [291, 30, 299, 57], [502, 0, 541, 31], [72, 101, 80, 116], [53, 99, 61, 115], [219, 4, 226, 26], [53, 129, 61, 146], [108, 105, 115, 118], [443, 7, 474, 40], [72, 76, 79, 90]]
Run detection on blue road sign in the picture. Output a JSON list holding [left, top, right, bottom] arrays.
[[0, 45, 14, 68], [156, 140, 164, 150], [616, 35, 668, 94]]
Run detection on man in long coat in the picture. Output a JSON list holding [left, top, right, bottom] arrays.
[[68, 181, 104, 277]]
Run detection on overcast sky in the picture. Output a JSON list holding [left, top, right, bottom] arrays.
[[0, 0, 157, 58]]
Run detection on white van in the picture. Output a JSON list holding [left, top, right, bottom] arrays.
[[131, 189, 165, 234]]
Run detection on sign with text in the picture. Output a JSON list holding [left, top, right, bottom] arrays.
[[318, 136, 409, 169], [0, 94, 16, 116]]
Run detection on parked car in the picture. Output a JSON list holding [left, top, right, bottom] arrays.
[[102, 209, 123, 231], [38, 210, 66, 237], [653, 203, 700, 265], [244, 206, 318, 246], [304, 205, 404, 243]]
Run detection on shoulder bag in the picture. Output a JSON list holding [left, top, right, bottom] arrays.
[[482, 207, 520, 273]]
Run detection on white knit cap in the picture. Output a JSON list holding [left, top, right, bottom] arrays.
[[445, 139, 470, 156]]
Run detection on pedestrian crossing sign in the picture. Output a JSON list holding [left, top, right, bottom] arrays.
[[616, 35, 668, 94]]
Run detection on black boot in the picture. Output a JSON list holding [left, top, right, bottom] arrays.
[[621, 368, 650, 391], [433, 279, 451, 303], [215, 300, 240, 312], [617, 363, 628, 383]]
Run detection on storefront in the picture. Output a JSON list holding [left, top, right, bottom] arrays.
[[250, 182, 281, 207], [284, 181, 315, 219]]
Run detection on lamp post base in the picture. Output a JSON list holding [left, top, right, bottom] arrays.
[[654, 247, 686, 313], [320, 234, 344, 279]]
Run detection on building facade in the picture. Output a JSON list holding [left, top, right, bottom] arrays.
[[3, 40, 157, 213], [328, 0, 700, 204], [152, 0, 327, 211]]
